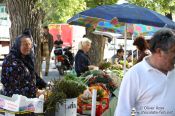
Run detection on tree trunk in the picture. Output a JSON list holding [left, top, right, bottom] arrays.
[[86, 29, 106, 66], [6, 0, 43, 74], [165, 12, 172, 20]]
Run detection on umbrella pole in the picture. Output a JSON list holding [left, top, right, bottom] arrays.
[[124, 23, 127, 74], [114, 36, 116, 55], [132, 34, 134, 65]]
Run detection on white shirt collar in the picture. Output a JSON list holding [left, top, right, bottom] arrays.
[[142, 56, 155, 72], [142, 56, 175, 75]]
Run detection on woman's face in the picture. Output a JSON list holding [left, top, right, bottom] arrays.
[[20, 37, 32, 56], [83, 42, 91, 53]]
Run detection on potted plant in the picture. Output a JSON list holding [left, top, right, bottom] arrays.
[[45, 76, 86, 116]]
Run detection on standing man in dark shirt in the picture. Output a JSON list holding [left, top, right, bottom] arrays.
[[40, 26, 53, 76]]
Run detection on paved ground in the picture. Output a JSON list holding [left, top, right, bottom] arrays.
[[0, 59, 60, 89], [41, 59, 61, 82]]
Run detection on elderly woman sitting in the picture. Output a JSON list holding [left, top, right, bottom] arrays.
[[1, 29, 46, 98]]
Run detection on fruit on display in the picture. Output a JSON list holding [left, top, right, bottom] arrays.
[[80, 70, 118, 93]]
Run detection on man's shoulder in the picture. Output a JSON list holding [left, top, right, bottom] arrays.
[[126, 61, 145, 75], [43, 33, 53, 38], [111, 54, 117, 58], [48, 33, 53, 38]]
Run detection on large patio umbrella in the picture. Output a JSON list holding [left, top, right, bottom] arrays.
[[68, 3, 175, 29], [96, 20, 161, 36], [67, 3, 175, 72]]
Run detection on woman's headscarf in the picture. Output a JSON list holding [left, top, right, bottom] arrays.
[[10, 29, 35, 72]]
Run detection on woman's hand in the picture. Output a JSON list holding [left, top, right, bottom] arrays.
[[36, 89, 45, 98], [88, 65, 99, 70]]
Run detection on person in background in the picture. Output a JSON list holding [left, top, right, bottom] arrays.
[[1, 29, 47, 98], [40, 26, 53, 76], [126, 51, 132, 63], [127, 50, 137, 65], [51, 34, 63, 69], [111, 48, 124, 64], [53, 39, 63, 67], [53, 34, 63, 56], [56, 34, 63, 43], [126, 51, 133, 67], [133, 36, 151, 63], [75, 37, 97, 77], [53, 40, 63, 55], [115, 28, 175, 116]]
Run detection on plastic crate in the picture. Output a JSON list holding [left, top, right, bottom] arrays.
[[78, 98, 109, 116]]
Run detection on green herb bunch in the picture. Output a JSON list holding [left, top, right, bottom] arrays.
[[58, 79, 87, 98], [45, 76, 87, 111], [44, 80, 66, 111]]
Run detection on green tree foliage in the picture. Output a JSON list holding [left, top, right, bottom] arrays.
[[41, 0, 86, 24], [128, 0, 175, 19], [40, 0, 119, 24], [40, 0, 119, 65], [85, 0, 118, 8]]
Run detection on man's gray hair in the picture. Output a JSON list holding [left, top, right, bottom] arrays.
[[149, 28, 175, 53], [78, 37, 92, 50]]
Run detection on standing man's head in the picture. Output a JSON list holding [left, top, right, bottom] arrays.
[[78, 38, 92, 53], [149, 28, 175, 72], [43, 26, 49, 34]]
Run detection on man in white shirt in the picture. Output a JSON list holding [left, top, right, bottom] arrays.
[[115, 28, 175, 116]]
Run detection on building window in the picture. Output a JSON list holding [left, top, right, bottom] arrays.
[[0, 6, 5, 13], [0, 17, 7, 20]]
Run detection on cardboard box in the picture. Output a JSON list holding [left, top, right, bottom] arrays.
[[0, 94, 44, 113]]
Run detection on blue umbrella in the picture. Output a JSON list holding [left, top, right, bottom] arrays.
[[68, 3, 175, 29], [67, 3, 175, 72]]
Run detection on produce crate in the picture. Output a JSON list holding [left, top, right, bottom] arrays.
[[78, 98, 109, 116], [0, 109, 37, 116]]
